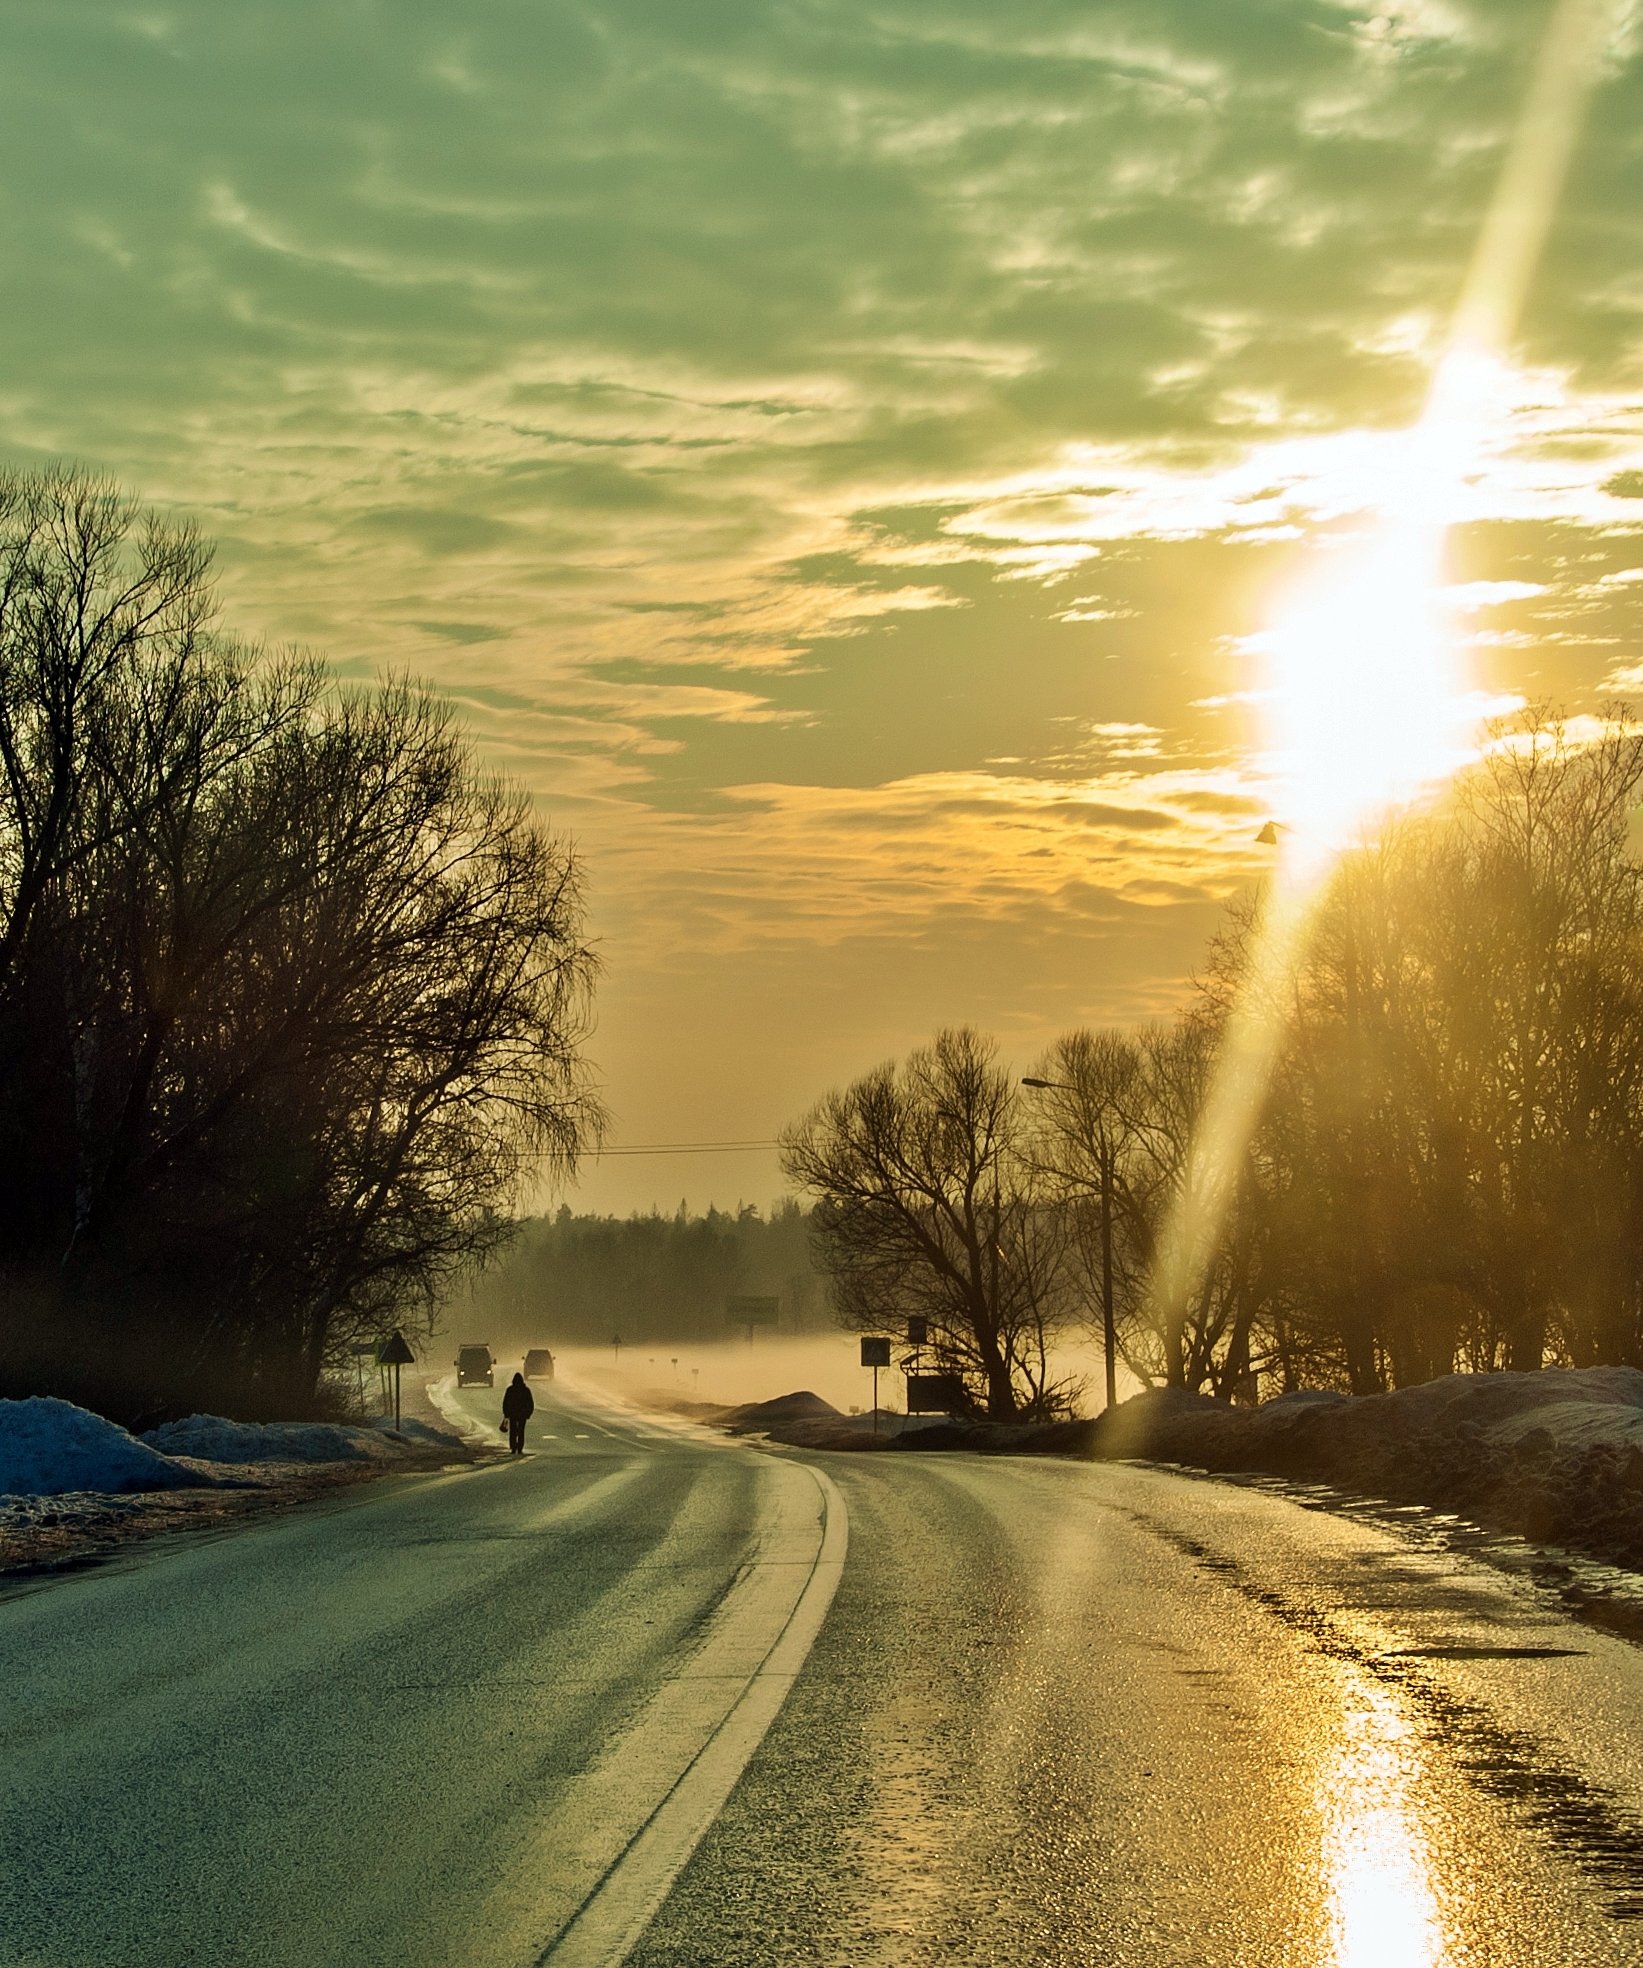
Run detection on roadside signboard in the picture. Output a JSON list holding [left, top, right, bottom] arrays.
[[378, 1329, 415, 1431], [859, 1335, 892, 1435], [906, 1372, 966, 1415], [727, 1295, 779, 1337]]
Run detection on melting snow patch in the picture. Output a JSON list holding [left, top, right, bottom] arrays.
[[0, 1397, 208, 1497], [143, 1415, 402, 1464], [142, 1412, 469, 1464]]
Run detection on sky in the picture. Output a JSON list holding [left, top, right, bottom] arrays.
[[4, 0, 1642, 1214]]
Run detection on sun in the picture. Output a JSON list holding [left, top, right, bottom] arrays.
[[1261, 520, 1466, 846], [1259, 349, 1504, 847]]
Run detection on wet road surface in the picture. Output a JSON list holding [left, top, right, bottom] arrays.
[[5, 1375, 1643, 1965], [638, 1450, 1643, 1966]]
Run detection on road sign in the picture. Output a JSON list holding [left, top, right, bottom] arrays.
[[860, 1336, 892, 1435], [906, 1372, 966, 1414], [727, 1295, 779, 1333], [378, 1329, 415, 1430], [906, 1316, 928, 1347]]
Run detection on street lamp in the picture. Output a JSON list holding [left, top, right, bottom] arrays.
[[1021, 1075, 1120, 1411]]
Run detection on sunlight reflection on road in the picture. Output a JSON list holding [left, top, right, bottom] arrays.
[[1321, 1679, 1451, 1968]]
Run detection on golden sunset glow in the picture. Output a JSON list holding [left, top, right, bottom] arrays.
[[1, 4, 1638, 1214], [1260, 342, 1539, 846], [1147, 0, 1625, 1331], [1262, 524, 1463, 846]]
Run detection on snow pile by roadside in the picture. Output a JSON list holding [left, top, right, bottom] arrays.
[[0, 1396, 211, 1497], [716, 1390, 882, 1448], [368, 1415, 467, 1451], [1081, 1367, 1643, 1569], [0, 1396, 477, 1579], [1092, 1366, 1643, 1475], [143, 1412, 467, 1464]]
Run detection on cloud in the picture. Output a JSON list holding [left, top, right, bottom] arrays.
[[579, 752, 1281, 964], [1443, 579, 1547, 608], [1, 0, 1640, 1029]]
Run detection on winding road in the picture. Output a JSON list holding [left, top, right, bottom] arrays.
[[5, 1372, 1643, 1965]]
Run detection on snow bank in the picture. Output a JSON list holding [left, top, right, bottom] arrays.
[[1062, 1367, 1643, 1572], [794, 1366, 1643, 1570], [1487, 1400, 1643, 1452], [1112, 1367, 1643, 1473], [142, 1413, 464, 1464], [0, 1397, 208, 1497]]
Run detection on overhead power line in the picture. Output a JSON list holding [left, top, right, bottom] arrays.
[[591, 1139, 781, 1157]]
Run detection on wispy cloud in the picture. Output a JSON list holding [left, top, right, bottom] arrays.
[[1, 0, 1640, 1086]]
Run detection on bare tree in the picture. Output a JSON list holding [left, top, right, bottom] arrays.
[[0, 471, 602, 1419], [781, 1027, 1076, 1420], [1022, 1028, 1147, 1408]]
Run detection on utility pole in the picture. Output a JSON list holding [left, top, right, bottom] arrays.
[[1097, 1128, 1118, 1411]]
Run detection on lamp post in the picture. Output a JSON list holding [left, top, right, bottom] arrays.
[[1022, 1074, 1119, 1411]]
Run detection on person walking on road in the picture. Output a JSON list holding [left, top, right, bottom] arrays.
[[501, 1371, 534, 1455]]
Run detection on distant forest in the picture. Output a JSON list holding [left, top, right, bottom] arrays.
[[456, 1200, 832, 1349]]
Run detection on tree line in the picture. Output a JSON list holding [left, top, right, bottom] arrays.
[[0, 471, 600, 1421], [782, 711, 1643, 1419], [456, 1199, 832, 1350]]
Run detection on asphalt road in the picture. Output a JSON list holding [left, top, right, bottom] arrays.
[[6, 1374, 1643, 1966]]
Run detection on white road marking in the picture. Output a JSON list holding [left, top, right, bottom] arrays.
[[514, 1460, 847, 1968], [552, 1364, 724, 1447]]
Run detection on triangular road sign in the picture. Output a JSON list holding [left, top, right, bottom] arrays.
[[378, 1330, 416, 1365]]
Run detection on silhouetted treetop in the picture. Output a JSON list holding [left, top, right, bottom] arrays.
[[0, 469, 602, 1420]]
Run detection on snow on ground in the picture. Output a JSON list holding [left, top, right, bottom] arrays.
[[142, 1413, 464, 1464], [1101, 1365, 1643, 1473], [0, 1396, 211, 1497], [369, 1415, 468, 1450], [0, 1391, 478, 1580], [730, 1364, 1643, 1576], [1078, 1367, 1643, 1576], [1486, 1399, 1643, 1452], [0, 1396, 469, 1504]]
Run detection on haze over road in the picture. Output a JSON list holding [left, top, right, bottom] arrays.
[[6, 1377, 1643, 1966]]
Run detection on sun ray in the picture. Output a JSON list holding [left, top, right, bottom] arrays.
[[1145, 0, 1625, 1342]]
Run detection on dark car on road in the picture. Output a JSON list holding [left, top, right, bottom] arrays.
[[455, 1344, 494, 1388], [522, 1347, 555, 1380]]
